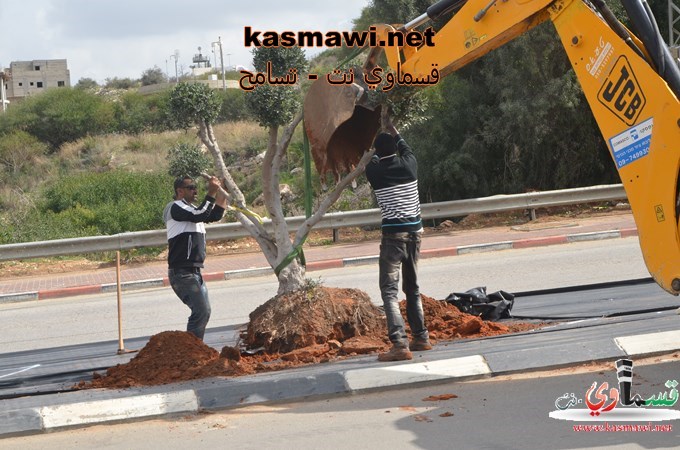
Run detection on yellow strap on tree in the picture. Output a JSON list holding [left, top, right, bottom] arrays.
[[274, 241, 307, 277], [228, 204, 264, 224]]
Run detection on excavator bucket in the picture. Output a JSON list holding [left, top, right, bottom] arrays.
[[303, 73, 381, 180]]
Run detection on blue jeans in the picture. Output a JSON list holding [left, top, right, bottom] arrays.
[[169, 268, 211, 340], [379, 232, 428, 346]]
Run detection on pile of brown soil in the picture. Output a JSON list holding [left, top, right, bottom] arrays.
[[245, 286, 384, 353], [79, 286, 541, 390]]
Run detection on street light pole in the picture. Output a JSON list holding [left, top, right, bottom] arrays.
[[211, 37, 227, 91], [170, 50, 179, 82], [218, 37, 226, 90]]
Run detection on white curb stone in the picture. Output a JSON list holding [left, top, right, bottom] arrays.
[[343, 355, 491, 391], [39, 390, 199, 429]]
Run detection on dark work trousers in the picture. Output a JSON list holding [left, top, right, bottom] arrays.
[[378, 232, 429, 346], [168, 268, 211, 340]]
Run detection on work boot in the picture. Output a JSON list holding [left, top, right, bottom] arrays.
[[378, 344, 412, 362], [409, 337, 433, 351]]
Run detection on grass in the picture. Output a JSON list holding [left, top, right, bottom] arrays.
[[53, 121, 271, 174]]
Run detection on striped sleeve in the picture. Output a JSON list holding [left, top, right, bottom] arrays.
[[170, 197, 216, 223], [373, 180, 421, 220]]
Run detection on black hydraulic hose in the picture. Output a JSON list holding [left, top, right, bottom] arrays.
[[621, 0, 664, 69], [426, 0, 468, 21], [401, 0, 467, 32], [620, 0, 680, 98], [643, 0, 666, 71], [590, 0, 647, 60]]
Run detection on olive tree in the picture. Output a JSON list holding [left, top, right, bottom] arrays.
[[169, 48, 373, 294]]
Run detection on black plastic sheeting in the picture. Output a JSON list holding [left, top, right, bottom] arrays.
[[445, 287, 514, 321]]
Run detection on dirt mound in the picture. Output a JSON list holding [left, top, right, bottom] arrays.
[[78, 287, 541, 390], [418, 294, 531, 340], [245, 285, 385, 353], [85, 331, 219, 388]]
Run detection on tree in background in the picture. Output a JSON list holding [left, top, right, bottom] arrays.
[[74, 77, 99, 90], [0, 88, 115, 150], [113, 90, 173, 134], [215, 88, 253, 122], [140, 66, 167, 86], [475, 24, 619, 192], [380, 1, 622, 202], [104, 77, 139, 90]]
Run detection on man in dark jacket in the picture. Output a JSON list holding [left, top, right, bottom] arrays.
[[365, 118, 432, 361], [163, 175, 226, 340]]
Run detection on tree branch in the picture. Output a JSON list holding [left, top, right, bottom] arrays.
[[279, 110, 303, 154], [292, 149, 375, 248], [197, 121, 274, 254]]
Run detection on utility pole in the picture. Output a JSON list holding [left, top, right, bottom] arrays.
[[170, 50, 179, 82], [212, 37, 226, 91]]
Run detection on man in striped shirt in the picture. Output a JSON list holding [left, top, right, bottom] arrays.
[[163, 175, 226, 340], [365, 118, 432, 362]]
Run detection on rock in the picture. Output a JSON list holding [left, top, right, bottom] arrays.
[[341, 336, 385, 354]]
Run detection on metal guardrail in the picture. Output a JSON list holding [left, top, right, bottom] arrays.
[[0, 184, 627, 262]]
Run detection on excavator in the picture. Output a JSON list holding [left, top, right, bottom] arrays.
[[303, 0, 680, 296]]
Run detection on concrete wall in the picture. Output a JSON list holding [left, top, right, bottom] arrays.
[[6, 59, 71, 101]]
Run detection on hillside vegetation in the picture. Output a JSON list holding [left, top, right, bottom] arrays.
[[0, 85, 372, 253], [4, 0, 661, 252]]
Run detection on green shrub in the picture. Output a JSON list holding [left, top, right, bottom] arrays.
[[0, 215, 16, 244], [0, 88, 115, 150], [114, 91, 174, 134], [0, 130, 48, 176], [39, 170, 172, 237]]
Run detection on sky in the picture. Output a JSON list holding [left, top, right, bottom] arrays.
[[0, 0, 370, 84]]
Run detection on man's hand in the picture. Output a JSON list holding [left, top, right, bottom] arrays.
[[207, 176, 220, 197], [215, 186, 229, 209], [383, 113, 398, 136]]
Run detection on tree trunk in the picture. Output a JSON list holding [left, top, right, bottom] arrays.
[[197, 120, 278, 266], [195, 114, 373, 296], [276, 259, 306, 294]]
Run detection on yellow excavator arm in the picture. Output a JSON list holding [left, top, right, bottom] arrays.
[[304, 0, 680, 295]]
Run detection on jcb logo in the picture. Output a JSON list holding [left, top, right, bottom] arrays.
[[598, 56, 646, 126]]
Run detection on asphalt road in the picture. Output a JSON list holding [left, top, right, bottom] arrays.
[[0, 237, 651, 353], [4, 356, 679, 449], [2, 236, 680, 441]]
